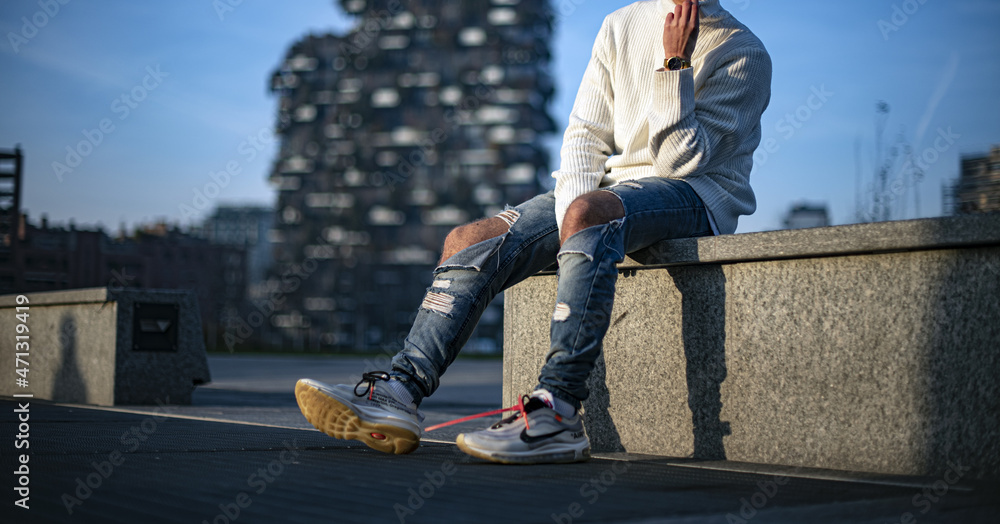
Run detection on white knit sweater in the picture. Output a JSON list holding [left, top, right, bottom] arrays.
[[552, 0, 772, 235]]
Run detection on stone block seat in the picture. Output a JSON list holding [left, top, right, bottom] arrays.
[[503, 213, 1000, 478], [0, 288, 211, 405]]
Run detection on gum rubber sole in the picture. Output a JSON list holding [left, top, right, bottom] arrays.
[[456, 434, 590, 465], [295, 380, 419, 454]]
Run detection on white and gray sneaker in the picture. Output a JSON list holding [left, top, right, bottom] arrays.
[[456, 394, 590, 464], [295, 372, 424, 454]]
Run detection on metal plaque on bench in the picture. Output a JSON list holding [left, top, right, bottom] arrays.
[[132, 302, 180, 351]]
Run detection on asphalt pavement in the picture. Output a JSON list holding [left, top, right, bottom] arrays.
[[2, 354, 997, 524]]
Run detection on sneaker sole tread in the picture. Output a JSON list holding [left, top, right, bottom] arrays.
[[456, 434, 590, 464], [295, 380, 419, 455]]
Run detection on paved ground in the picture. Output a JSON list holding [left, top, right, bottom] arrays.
[[2, 354, 998, 523], [135, 355, 505, 443]]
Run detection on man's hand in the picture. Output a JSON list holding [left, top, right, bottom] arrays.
[[662, 0, 699, 61]]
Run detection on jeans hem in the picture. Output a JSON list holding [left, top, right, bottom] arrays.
[[535, 383, 583, 410]]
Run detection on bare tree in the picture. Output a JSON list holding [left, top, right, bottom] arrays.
[[855, 101, 924, 223]]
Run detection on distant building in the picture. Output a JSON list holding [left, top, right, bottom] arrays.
[[201, 205, 274, 296], [265, 0, 555, 351], [199, 205, 277, 350], [0, 215, 247, 350], [0, 147, 24, 292], [782, 203, 830, 230], [945, 145, 1000, 215], [130, 222, 247, 350]]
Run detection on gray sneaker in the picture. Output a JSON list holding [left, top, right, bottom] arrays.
[[295, 372, 423, 454], [456, 395, 590, 464]]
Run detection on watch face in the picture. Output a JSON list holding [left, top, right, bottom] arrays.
[[667, 57, 682, 70]]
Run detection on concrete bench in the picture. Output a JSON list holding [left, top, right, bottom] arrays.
[[0, 288, 211, 405], [503, 213, 1000, 479]]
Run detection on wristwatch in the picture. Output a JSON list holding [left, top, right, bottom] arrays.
[[664, 56, 691, 71]]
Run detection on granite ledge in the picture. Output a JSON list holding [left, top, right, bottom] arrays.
[[626, 213, 1000, 267], [0, 287, 197, 307]]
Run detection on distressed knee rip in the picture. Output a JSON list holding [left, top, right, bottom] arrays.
[[552, 302, 571, 322], [557, 219, 624, 263], [435, 211, 516, 273], [431, 278, 452, 289], [496, 206, 520, 228], [436, 235, 503, 273], [617, 181, 643, 190], [421, 290, 456, 317]]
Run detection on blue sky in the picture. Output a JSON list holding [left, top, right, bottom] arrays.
[[1, 0, 998, 234]]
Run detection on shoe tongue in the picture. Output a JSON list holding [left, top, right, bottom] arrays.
[[523, 396, 548, 413], [491, 397, 547, 429]]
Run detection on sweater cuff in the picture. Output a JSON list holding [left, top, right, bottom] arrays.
[[653, 67, 695, 124]]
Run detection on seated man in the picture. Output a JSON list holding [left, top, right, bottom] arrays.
[[295, 0, 771, 464]]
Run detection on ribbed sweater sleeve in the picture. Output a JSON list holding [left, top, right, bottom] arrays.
[[648, 45, 771, 183]]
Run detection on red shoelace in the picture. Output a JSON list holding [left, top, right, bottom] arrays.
[[424, 395, 530, 432]]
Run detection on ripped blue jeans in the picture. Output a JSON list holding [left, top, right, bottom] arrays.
[[390, 177, 713, 410]]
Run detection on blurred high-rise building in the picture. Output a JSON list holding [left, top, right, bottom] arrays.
[[782, 203, 830, 230], [0, 146, 24, 292], [265, 0, 555, 351], [199, 205, 275, 348], [201, 205, 274, 297], [945, 145, 1000, 215]]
